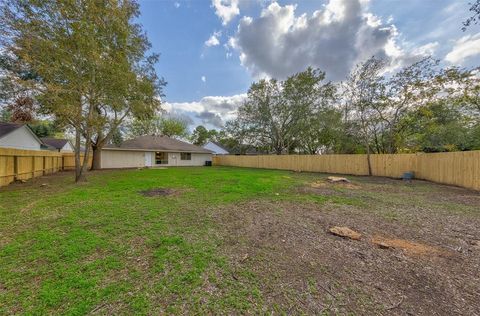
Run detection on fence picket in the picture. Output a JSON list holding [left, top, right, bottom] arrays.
[[212, 152, 480, 191]]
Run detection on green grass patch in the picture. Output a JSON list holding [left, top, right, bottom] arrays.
[[0, 166, 477, 314]]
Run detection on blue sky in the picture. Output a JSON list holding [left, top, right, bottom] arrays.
[[137, 0, 480, 130]]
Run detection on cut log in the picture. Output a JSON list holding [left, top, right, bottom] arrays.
[[329, 226, 362, 240], [327, 176, 350, 183]]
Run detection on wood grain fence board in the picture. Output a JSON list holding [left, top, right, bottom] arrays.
[[213, 151, 480, 191], [0, 148, 92, 187]]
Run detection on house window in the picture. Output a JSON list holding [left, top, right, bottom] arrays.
[[180, 153, 191, 160], [155, 152, 168, 164]]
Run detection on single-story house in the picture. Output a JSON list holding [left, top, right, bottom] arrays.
[[203, 141, 230, 155], [41, 138, 74, 152], [0, 122, 44, 150], [100, 135, 213, 169]]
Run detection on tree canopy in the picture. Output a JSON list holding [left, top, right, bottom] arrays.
[[1, 0, 164, 178], [223, 59, 480, 158], [126, 115, 189, 139]]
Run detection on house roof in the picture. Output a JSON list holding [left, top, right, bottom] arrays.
[[40, 137, 69, 150], [207, 141, 230, 153], [0, 122, 24, 139], [0, 122, 44, 146], [104, 135, 213, 153]]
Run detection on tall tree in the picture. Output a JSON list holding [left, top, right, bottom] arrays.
[[126, 115, 188, 139], [79, 2, 164, 170], [343, 57, 385, 175], [228, 68, 341, 155], [6, 96, 35, 123], [29, 120, 64, 138], [190, 125, 215, 146], [402, 100, 472, 152], [0, 52, 40, 123], [463, 0, 480, 31], [229, 78, 291, 154], [373, 57, 441, 153], [156, 117, 188, 138], [1, 0, 163, 179], [282, 68, 338, 154]]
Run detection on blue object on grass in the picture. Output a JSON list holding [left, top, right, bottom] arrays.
[[402, 171, 414, 180]]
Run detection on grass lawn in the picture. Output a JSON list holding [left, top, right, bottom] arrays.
[[1, 166, 479, 314]]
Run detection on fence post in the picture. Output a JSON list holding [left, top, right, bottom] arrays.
[[43, 156, 46, 175], [32, 156, 36, 178], [13, 155, 18, 181]]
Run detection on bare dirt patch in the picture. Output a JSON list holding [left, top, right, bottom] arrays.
[[370, 235, 450, 257], [214, 199, 480, 315], [311, 180, 361, 190], [425, 185, 480, 207], [139, 188, 179, 197], [299, 179, 362, 196]]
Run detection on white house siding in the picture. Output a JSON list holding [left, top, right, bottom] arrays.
[[203, 142, 229, 155], [0, 126, 42, 150], [100, 150, 212, 168], [100, 150, 145, 169], [60, 141, 74, 152], [151, 152, 212, 167], [166, 153, 212, 167]]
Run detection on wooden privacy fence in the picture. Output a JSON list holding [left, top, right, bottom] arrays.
[[0, 148, 92, 187], [213, 151, 480, 191]]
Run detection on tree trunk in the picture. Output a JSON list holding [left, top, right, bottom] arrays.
[[77, 138, 91, 182], [366, 141, 372, 176], [74, 127, 82, 182], [91, 145, 102, 170]]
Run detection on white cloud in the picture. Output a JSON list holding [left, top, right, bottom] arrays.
[[201, 76, 207, 83], [212, 0, 240, 25], [164, 94, 247, 128], [445, 33, 480, 65], [229, 0, 429, 81], [205, 31, 222, 47], [174, 2, 180, 8]]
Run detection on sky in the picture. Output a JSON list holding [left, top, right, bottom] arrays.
[[137, 0, 480, 130]]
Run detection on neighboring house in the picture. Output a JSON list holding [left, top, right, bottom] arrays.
[[41, 138, 74, 152], [101, 135, 213, 169], [203, 141, 230, 155], [0, 122, 44, 150]]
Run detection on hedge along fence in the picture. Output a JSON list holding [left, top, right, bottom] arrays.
[[0, 148, 92, 187], [212, 150, 480, 191]]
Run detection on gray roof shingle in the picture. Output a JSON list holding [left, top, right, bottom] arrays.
[[104, 135, 212, 153], [0, 122, 23, 138], [40, 138, 69, 150]]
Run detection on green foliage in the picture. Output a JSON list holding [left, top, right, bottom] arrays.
[[284, 68, 340, 153], [402, 100, 473, 152], [224, 59, 480, 155], [190, 125, 218, 145], [126, 115, 188, 139], [111, 128, 124, 146], [1, 0, 164, 176], [0, 107, 11, 121], [28, 120, 64, 138], [227, 68, 338, 154], [157, 117, 189, 138]]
